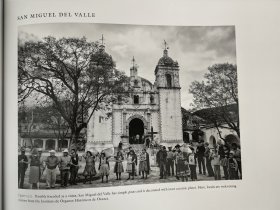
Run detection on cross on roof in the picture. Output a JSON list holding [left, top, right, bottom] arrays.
[[131, 56, 138, 69], [100, 34, 105, 45], [132, 56, 135, 67], [163, 40, 169, 50]]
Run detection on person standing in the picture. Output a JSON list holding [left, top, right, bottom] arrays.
[[99, 152, 110, 183], [45, 150, 59, 189], [114, 151, 124, 180], [228, 151, 238, 180], [176, 149, 189, 182], [211, 148, 221, 180], [83, 151, 96, 184], [188, 147, 197, 181], [29, 148, 41, 189], [166, 146, 175, 176], [231, 143, 242, 179], [145, 138, 150, 148], [126, 150, 137, 180], [118, 142, 123, 151], [70, 149, 79, 185], [59, 149, 71, 187], [204, 142, 214, 177], [218, 140, 230, 180], [156, 146, 167, 179], [174, 144, 181, 178], [139, 148, 149, 179], [18, 148, 28, 188], [38, 148, 45, 176], [196, 140, 206, 175]]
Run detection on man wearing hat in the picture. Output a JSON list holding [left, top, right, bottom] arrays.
[[59, 149, 71, 187], [156, 146, 167, 179], [45, 150, 59, 188], [18, 148, 28, 188], [166, 146, 175, 176]]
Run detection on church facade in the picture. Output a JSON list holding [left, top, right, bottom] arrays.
[[86, 46, 183, 152]]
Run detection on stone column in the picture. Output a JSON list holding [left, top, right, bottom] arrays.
[[54, 140, 58, 151], [147, 109, 151, 133], [123, 109, 127, 136], [188, 131, 193, 141], [42, 139, 46, 151]]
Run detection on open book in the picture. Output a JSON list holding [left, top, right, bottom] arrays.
[[2, 0, 280, 209]]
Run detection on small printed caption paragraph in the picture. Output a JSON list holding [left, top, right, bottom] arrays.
[[18, 184, 237, 204]]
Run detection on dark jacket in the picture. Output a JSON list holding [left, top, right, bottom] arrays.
[[18, 154, 28, 170], [156, 150, 167, 164], [196, 144, 206, 157]]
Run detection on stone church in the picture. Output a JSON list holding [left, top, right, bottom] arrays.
[[86, 43, 183, 152]]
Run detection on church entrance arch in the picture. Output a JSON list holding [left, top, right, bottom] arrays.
[[129, 118, 144, 144]]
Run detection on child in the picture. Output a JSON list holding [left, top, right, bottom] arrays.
[[188, 147, 197, 181], [211, 149, 221, 180], [114, 151, 124, 180], [228, 151, 238, 180], [83, 151, 96, 184], [99, 152, 110, 183]]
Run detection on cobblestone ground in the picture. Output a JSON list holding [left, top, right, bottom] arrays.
[[20, 163, 225, 190]]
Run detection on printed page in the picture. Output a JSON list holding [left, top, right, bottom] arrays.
[[3, 0, 280, 210]]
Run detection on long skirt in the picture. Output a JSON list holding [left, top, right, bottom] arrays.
[[83, 165, 96, 176], [126, 163, 135, 174], [99, 164, 110, 176], [139, 161, 148, 172], [114, 162, 124, 173], [177, 160, 188, 177], [29, 166, 40, 184]]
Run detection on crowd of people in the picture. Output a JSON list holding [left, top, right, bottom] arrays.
[[154, 139, 242, 182], [18, 139, 241, 189], [18, 146, 151, 189]]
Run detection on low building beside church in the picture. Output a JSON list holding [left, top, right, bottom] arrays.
[[182, 105, 240, 149], [87, 44, 184, 152]]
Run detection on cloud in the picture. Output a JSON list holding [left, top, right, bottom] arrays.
[[18, 23, 236, 109]]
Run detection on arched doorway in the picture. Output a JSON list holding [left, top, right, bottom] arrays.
[[209, 136, 216, 149], [224, 134, 239, 146], [129, 118, 144, 144]]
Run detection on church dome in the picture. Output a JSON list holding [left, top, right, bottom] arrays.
[[157, 49, 178, 67]]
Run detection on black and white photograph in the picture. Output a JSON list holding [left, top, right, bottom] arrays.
[[17, 23, 240, 190]]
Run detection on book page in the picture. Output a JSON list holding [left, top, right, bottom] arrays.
[[3, 0, 280, 210]]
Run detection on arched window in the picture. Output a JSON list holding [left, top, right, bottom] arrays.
[[166, 74, 172, 87], [134, 80, 138, 87], [134, 95, 139, 104], [150, 95, 155, 104]]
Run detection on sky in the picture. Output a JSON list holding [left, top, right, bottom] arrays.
[[19, 23, 236, 109]]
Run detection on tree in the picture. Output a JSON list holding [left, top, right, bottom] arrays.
[[18, 36, 129, 144], [189, 63, 239, 138]]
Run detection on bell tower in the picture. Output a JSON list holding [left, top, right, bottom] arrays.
[[155, 41, 183, 145]]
